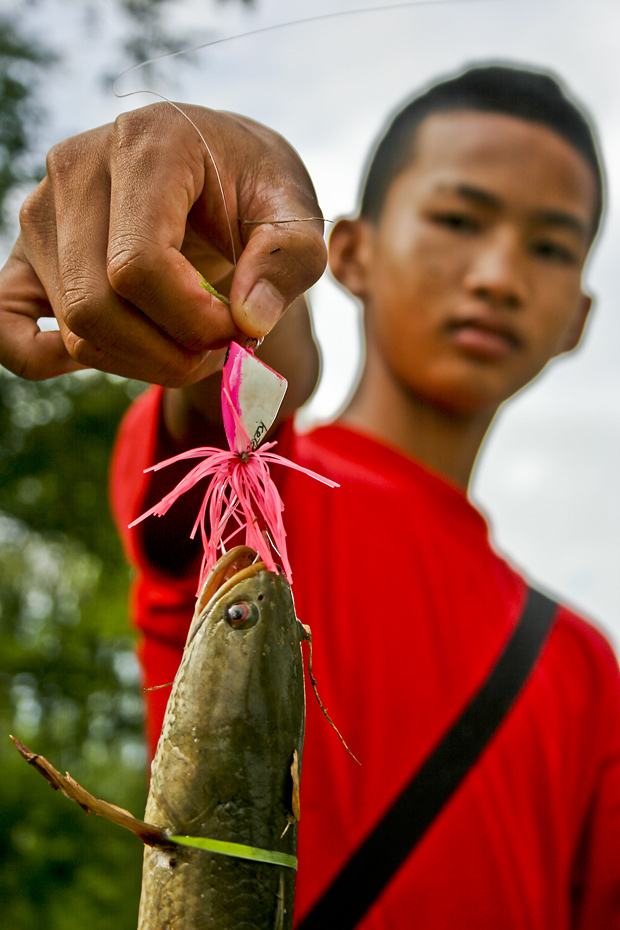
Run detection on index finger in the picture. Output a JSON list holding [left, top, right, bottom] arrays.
[[105, 106, 241, 353], [106, 105, 326, 345]]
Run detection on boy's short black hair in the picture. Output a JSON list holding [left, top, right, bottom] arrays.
[[360, 64, 604, 239]]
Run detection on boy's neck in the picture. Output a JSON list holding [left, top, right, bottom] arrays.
[[339, 353, 495, 490]]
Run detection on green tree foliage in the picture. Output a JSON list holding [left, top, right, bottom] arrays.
[[117, 0, 256, 73], [0, 10, 150, 926], [0, 371, 149, 928], [0, 2, 255, 924], [0, 17, 52, 229]]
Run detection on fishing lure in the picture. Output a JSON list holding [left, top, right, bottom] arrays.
[[130, 336, 338, 590]]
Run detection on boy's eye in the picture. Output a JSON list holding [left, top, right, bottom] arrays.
[[531, 239, 576, 264], [432, 211, 481, 233]]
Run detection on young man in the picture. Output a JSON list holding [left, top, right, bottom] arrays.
[[110, 65, 619, 928], [1, 65, 618, 927]]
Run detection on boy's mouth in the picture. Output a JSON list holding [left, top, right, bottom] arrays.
[[448, 315, 521, 361]]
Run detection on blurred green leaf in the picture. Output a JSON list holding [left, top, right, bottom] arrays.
[[0, 16, 52, 231], [0, 370, 149, 928], [0, 1, 257, 925]]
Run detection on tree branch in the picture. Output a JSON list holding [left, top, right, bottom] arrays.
[[10, 734, 173, 848]]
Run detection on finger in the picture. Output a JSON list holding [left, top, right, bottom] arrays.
[[0, 244, 85, 380], [34, 127, 231, 385], [104, 106, 242, 352], [61, 298, 225, 387], [0, 314, 84, 380], [229, 218, 327, 339], [106, 105, 326, 345]]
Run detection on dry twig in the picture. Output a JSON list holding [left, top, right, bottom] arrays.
[[10, 734, 172, 848]]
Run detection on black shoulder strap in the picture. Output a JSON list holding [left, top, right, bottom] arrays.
[[297, 587, 558, 930]]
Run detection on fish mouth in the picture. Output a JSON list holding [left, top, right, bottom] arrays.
[[195, 546, 267, 619]]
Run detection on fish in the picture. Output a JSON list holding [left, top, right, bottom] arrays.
[[12, 544, 306, 930], [138, 544, 306, 929]]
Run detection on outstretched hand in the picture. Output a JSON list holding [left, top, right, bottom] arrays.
[[0, 103, 327, 386]]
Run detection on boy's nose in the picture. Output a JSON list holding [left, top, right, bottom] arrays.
[[463, 232, 528, 309]]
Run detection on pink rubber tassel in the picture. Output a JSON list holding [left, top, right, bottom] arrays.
[[130, 344, 338, 589]]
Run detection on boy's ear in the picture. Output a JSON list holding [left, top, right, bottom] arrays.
[[328, 218, 373, 299], [559, 292, 593, 354]]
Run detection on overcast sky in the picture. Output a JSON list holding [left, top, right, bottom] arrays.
[[5, 0, 619, 644]]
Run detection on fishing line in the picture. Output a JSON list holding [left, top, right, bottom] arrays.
[[113, 0, 507, 92], [112, 0, 508, 270]]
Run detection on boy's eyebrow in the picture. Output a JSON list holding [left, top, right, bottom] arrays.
[[433, 182, 502, 210], [531, 208, 589, 241], [440, 183, 589, 240], [450, 183, 501, 210]]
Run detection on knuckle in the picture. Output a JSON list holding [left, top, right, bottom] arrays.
[[45, 140, 68, 176], [62, 286, 104, 339], [111, 112, 165, 186], [107, 242, 152, 298], [63, 331, 94, 366], [45, 138, 82, 186], [112, 105, 172, 160], [112, 109, 147, 147], [114, 105, 158, 140], [19, 184, 46, 235]]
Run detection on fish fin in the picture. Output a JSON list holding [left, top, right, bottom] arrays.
[[291, 748, 301, 821], [281, 747, 301, 838], [10, 735, 172, 848]]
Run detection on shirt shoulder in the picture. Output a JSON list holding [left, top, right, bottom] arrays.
[[552, 603, 620, 719]]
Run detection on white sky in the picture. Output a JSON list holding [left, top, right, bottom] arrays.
[[4, 0, 619, 644]]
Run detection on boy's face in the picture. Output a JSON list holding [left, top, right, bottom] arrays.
[[330, 109, 596, 416]]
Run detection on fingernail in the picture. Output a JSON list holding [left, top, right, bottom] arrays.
[[242, 280, 286, 336]]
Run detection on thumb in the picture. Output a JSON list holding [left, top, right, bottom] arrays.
[[228, 218, 327, 339]]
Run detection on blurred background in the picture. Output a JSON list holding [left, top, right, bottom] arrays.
[[0, 0, 618, 926]]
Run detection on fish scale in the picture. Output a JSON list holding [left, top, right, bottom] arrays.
[[138, 551, 306, 929]]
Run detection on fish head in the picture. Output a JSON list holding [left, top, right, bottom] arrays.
[[185, 545, 305, 719], [151, 545, 305, 845], [186, 545, 303, 651]]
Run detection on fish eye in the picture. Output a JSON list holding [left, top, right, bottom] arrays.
[[225, 601, 259, 630]]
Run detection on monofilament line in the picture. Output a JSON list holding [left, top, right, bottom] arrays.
[[112, 0, 506, 272], [113, 0, 506, 89], [116, 94, 238, 268]]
